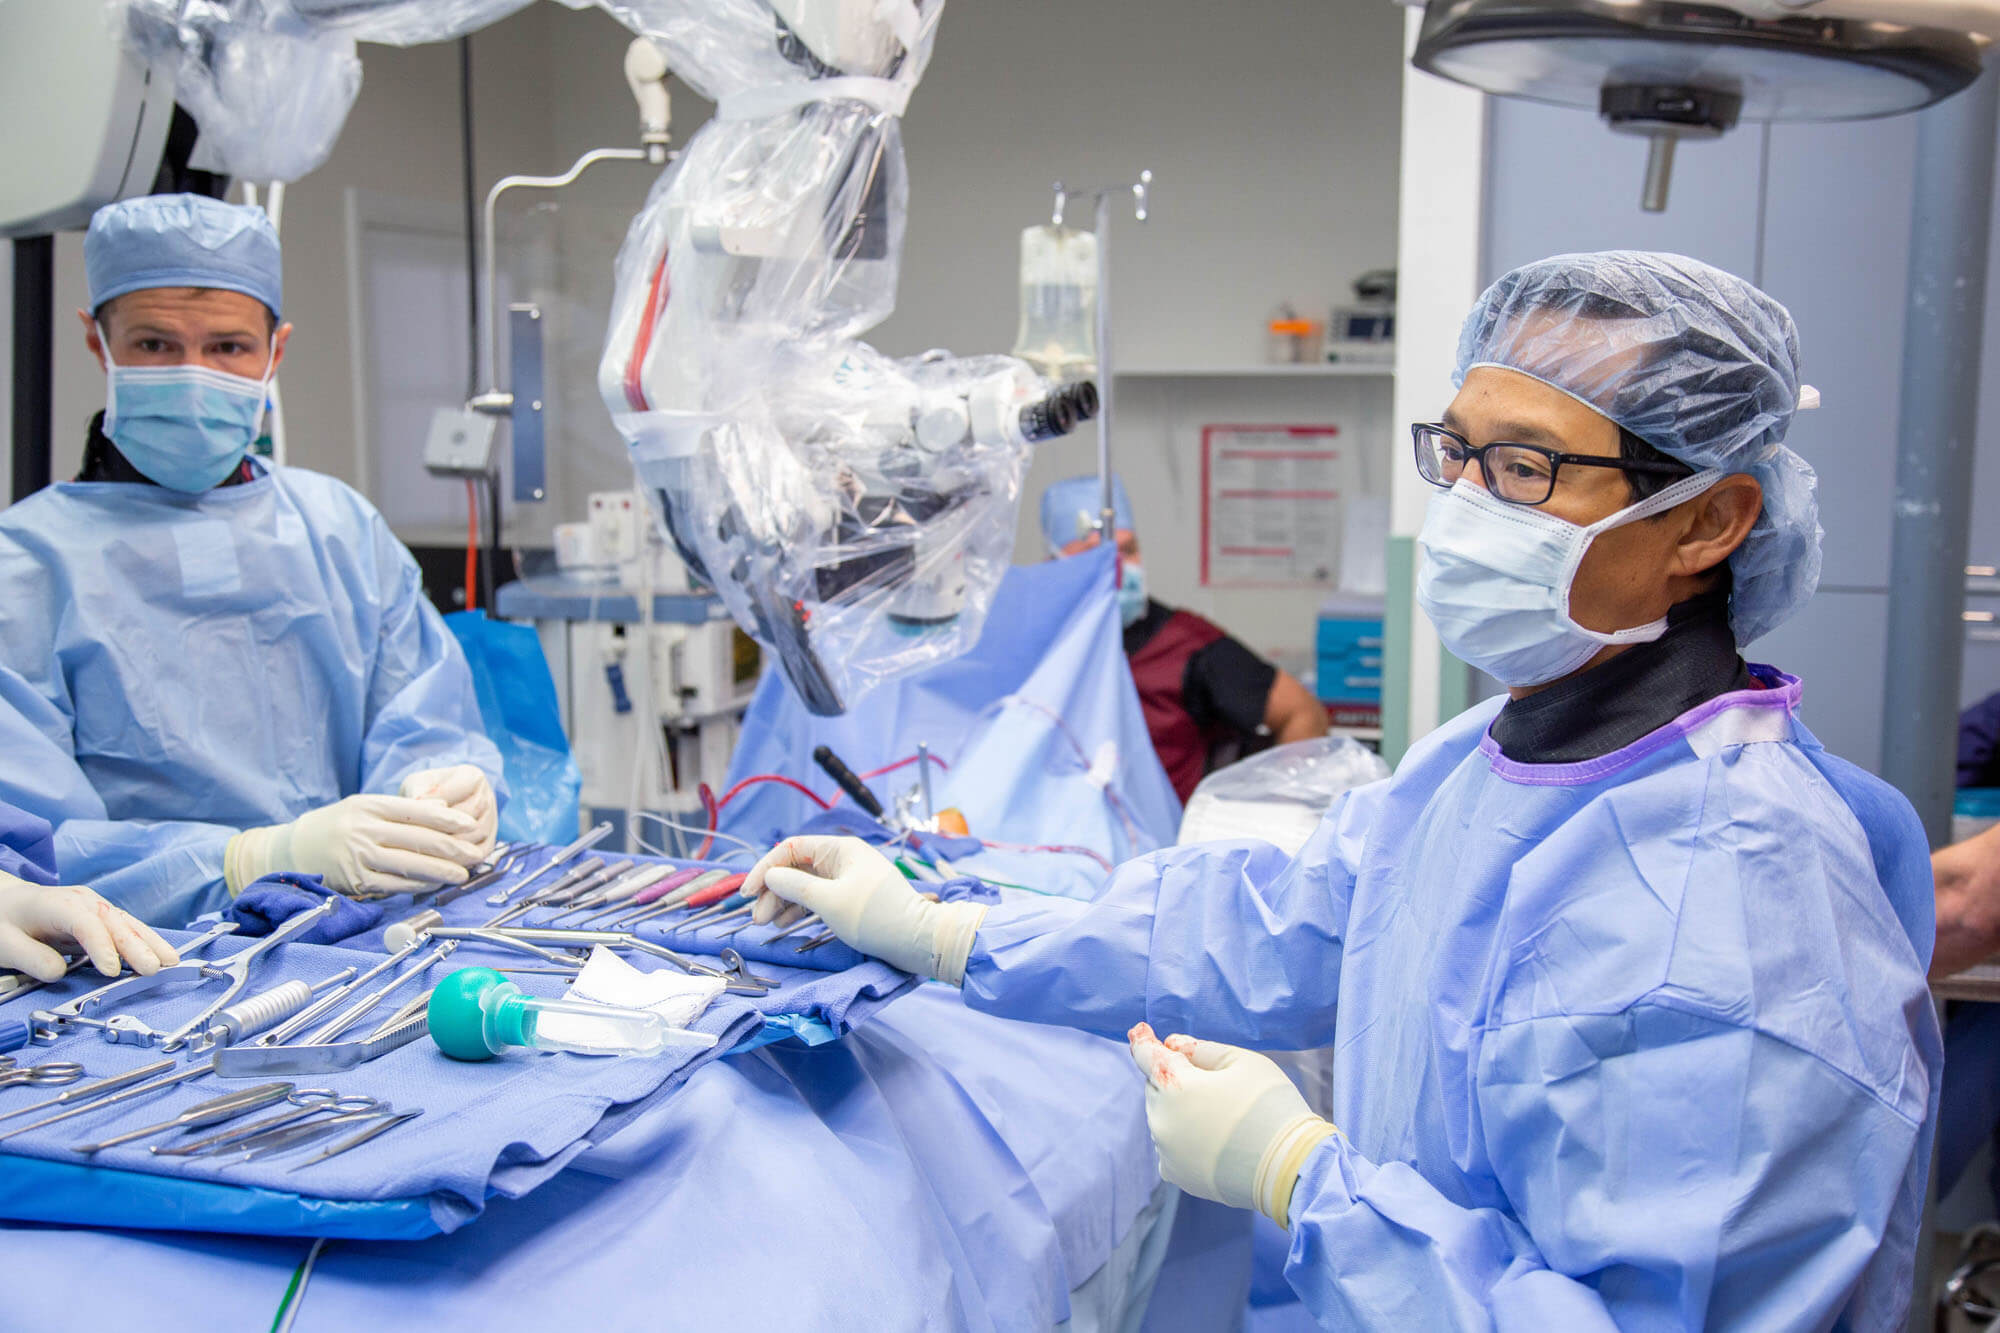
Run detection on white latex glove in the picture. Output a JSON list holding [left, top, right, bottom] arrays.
[[1128, 1023, 1338, 1227], [398, 764, 498, 857], [0, 871, 181, 982], [224, 794, 486, 898], [742, 835, 988, 985]]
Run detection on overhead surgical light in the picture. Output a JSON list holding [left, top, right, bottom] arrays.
[[1411, 0, 1988, 208]]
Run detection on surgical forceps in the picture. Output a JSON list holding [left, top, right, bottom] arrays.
[[286, 1107, 423, 1171], [0, 1055, 84, 1089], [218, 1102, 399, 1164], [151, 1090, 378, 1157], [298, 940, 455, 1046], [70, 1080, 295, 1154], [487, 822, 614, 907], [250, 936, 431, 1048]]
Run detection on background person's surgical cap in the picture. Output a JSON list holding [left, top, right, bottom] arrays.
[[1455, 250, 1820, 645], [1041, 474, 1135, 555], [86, 193, 283, 318]]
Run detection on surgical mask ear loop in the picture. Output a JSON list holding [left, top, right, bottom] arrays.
[[1554, 468, 1728, 638], [98, 320, 121, 433]]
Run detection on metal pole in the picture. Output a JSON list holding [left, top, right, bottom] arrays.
[[1094, 190, 1115, 541], [1881, 62, 1999, 848], [11, 234, 54, 502], [1880, 61, 1999, 1333]]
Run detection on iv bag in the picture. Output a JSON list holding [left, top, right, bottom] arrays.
[[1012, 225, 1097, 382]]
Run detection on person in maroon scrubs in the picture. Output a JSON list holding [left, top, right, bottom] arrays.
[[1039, 474, 1327, 804]]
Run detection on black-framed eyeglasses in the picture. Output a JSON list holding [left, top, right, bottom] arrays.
[[1410, 422, 1691, 507]]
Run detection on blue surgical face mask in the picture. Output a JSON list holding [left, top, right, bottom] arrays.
[[100, 331, 273, 493], [1416, 471, 1723, 688], [1117, 561, 1148, 627]]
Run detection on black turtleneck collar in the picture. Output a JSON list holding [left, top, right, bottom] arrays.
[[1488, 587, 1753, 764], [77, 411, 257, 488]]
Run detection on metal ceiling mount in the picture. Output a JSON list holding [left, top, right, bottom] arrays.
[[1413, 0, 1984, 209]]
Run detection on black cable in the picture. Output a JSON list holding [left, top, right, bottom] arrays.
[[459, 36, 479, 404], [460, 36, 508, 609], [484, 471, 503, 607]]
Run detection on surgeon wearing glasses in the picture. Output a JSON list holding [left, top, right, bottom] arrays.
[[737, 252, 1938, 1328]]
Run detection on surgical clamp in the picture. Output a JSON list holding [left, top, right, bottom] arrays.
[[153, 899, 340, 1051], [22, 921, 241, 1048]]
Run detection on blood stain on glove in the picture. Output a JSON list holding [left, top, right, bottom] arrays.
[[1129, 1022, 1179, 1088]]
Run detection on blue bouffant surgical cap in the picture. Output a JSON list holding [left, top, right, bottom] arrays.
[[1040, 474, 1135, 555], [86, 193, 283, 318], [1456, 250, 1821, 645]]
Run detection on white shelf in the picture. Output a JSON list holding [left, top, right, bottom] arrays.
[[1115, 364, 1392, 379]]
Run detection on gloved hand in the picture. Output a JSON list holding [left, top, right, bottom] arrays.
[[398, 764, 498, 857], [1128, 1023, 1338, 1227], [742, 835, 988, 985], [0, 871, 181, 981], [224, 795, 486, 898]]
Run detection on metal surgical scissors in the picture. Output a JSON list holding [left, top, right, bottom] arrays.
[[0, 1055, 84, 1089]]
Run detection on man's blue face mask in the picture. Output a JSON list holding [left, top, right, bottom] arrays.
[[1117, 561, 1147, 628], [99, 327, 273, 493]]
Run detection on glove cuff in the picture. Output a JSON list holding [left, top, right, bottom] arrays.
[[223, 824, 289, 896], [928, 901, 988, 987], [1254, 1115, 1338, 1228]]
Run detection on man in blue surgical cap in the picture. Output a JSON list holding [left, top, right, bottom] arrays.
[[0, 193, 505, 929], [742, 253, 1939, 1327]]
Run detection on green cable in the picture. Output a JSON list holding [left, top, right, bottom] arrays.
[[268, 1253, 308, 1332]]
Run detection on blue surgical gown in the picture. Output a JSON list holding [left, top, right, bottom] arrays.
[[0, 800, 58, 886], [0, 463, 504, 927], [964, 669, 1941, 1329]]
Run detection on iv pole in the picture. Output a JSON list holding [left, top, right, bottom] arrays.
[[1050, 171, 1152, 541]]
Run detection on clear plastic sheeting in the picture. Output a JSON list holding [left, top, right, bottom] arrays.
[[597, 0, 1098, 715], [113, 0, 363, 183], [284, 0, 537, 45], [1177, 736, 1390, 856]]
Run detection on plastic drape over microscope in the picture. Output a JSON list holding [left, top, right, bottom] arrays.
[[105, 0, 1098, 717], [594, 0, 1096, 715]]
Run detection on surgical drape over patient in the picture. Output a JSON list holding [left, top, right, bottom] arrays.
[[1455, 250, 1821, 644]]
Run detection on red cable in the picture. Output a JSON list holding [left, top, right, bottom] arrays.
[[858, 753, 953, 781], [622, 248, 671, 412], [695, 782, 719, 861], [463, 478, 479, 612], [716, 773, 833, 812], [980, 836, 1120, 868]]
